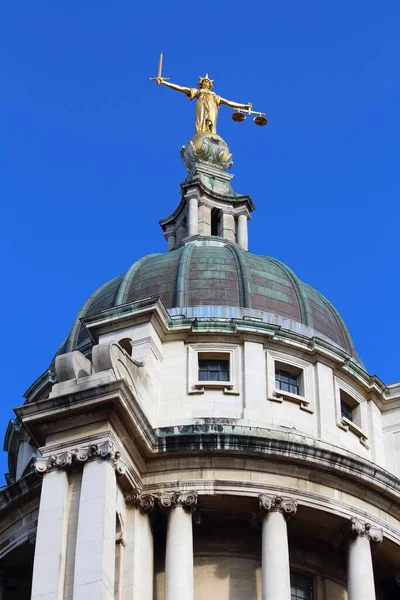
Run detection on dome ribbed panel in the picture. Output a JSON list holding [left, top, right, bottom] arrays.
[[186, 246, 240, 306], [76, 274, 124, 346], [302, 284, 349, 350], [125, 251, 180, 308], [245, 255, 302, 321], [52, 240, 358, 364]]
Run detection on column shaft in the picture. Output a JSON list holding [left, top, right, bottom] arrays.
[[262, 510, 291, 600], [167, 232, 176, 251], [124, 508, 154, 600], [187, 197, 198, 237], [31, 469, 69, 600], [347, 535, 376, 600], [72, 460, 117, 600], [237, 214, 248, 250], [165, 506, 194, 600]]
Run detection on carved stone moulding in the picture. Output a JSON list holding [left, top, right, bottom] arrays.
[[259, 494, 298, 520], [348, 516, 383, 544], [181, 133, 232, 171], [158, 490, 198, 512], [124, 489, 156, 514], [34, 440, 126, 477]]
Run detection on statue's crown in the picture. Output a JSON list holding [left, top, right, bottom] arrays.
[[198, 73, 214, 88]]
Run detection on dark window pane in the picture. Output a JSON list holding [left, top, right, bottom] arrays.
[[341, 399, 353, 421], [198, 359, 229, 382], [291, 572, 313, 600], [275, 368, 299, 395]]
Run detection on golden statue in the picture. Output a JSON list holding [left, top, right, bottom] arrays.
[[151, 54, 267, 134]]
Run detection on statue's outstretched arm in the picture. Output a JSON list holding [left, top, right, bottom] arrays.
[[156, 78, 192, 96], [220, 96, 252, 111]]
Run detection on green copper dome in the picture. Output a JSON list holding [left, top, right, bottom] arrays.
[[55, 238, 358, 362]]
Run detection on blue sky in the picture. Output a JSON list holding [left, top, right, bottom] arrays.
[[1, 2, 399, 478]]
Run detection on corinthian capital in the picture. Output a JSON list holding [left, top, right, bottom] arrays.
[[349, 517, 383, 544], [125, 489, 155, 513], [34, 440, 126, 476], [158, 490, 198, 512], [259, 494, 297, 520]]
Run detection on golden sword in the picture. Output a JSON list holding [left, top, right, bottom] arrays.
[[150, 52, 169, 82]]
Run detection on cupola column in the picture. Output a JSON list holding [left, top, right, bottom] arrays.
[[165, 228, 176, 251], [158, 491, 198, 600], [259, 495, 297, 600], [346, 517, 383, 600], [187, 196, 199, 237], [237, 213, 248, 250]]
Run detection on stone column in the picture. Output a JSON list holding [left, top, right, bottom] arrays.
[[259, 495, 298, 600], [31, 469, 69, 600], [187, 196, 199, 237], [166, 230, 176, 251], [237, 213, 248, 250], [347, 517, 383, 600], [221, 212, 236, 242], [159, 491, 198, 600], [124, 490, 155, 600], [73, 458, 117, 600]]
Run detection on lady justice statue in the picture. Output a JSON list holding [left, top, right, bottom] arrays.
[[150, 54, 267, 171], [154, 71, 252, 135]]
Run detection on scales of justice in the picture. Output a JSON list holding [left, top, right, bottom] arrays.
[[150, 53, 267, 172]]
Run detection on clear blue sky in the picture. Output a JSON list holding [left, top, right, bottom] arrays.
[[1, 2, 399, 478]]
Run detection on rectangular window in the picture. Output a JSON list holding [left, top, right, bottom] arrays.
[[341, 398, 353, 421], [198, 359, 230, 382], [291, 572, 314, 600], [275, 368, 299, 395]]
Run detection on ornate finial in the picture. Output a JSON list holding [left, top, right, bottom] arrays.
[[259, 494, 298, 520]]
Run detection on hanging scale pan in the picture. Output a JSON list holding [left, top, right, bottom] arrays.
[[232, 110, 246, 123], [254, 114, 268, 126]]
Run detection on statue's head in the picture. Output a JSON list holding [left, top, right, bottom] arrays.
[[198, 74, 214, 89]]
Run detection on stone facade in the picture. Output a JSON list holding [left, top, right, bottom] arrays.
[[0, 131, 399, 599]]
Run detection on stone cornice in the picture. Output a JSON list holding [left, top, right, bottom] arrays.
[[0, 472, 41, 516], [34, 440, 126, 476], [259, 494, 298, 520], [24, 297, 392, 405]]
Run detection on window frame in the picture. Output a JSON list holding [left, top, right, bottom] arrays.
[[267, 350, 314, 413], [290, 570, 314, 600], [198, 357, 230, 383], [187, 344, 240, 395], [334, 378, 368, 448]]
